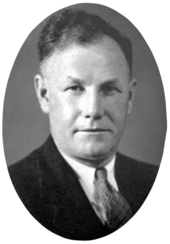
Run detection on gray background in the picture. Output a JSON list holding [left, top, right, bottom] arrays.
[[3, 3, 166, 166]]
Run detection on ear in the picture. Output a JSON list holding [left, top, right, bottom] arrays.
[[34, 74, 49, 114], [127, 78, 137, 115]]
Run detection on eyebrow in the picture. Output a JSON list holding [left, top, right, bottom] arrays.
[[67, 76, 85, 85], [99, 79, 120, 87], [67, 76, 121, 87]]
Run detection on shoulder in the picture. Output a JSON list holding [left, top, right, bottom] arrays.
[[8, 135, 67, 200], [8, 135, 56, 197], [115, 153, 160, 214], [8, 136, 64, 226], [9, 145, 42, 181], [115, 153, 161, 194], [7, 145, 45, 218], [8, 143, 44, 201], [116, 152, 159, 179], [8, 135, 53, 180]]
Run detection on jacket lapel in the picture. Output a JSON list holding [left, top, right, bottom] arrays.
[[115, 152, 145, 215], [38, 136, 110, 239]]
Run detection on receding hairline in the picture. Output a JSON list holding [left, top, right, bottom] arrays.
[[38, 9, 133, 77], [39, 35, 131, 80]]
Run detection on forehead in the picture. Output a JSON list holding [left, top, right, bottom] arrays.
[[41, 36, 129, 79]]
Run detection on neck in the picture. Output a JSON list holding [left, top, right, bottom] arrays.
[[78, 156, 115, 168], [60, 149, 116, 168]]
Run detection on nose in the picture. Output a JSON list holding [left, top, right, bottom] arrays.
[[83, 90, 104, 120]]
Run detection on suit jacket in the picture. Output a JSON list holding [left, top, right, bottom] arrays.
[[8, 135, 159, 240]]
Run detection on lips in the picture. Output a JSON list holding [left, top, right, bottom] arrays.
[[76, 128, 111, 132]]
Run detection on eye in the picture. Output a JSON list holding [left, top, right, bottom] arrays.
[[65, 85, 84, 92], [100, 85, 121, 95]]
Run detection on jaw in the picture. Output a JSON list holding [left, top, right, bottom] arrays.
[[74, 147, 117, 167]]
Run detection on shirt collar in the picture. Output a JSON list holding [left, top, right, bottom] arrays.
[[59, 150, 118, 191]]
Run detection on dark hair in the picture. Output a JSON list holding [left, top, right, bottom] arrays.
[[38, 9, 133, 75]]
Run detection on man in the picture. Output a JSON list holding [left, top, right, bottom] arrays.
[[8, 9, 158, 240]]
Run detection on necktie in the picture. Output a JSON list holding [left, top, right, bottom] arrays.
[[93, 167, 132, 230]]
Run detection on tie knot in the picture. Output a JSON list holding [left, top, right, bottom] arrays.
[[95, 167, 107, 181]]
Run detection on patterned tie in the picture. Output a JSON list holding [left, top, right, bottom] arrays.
[[93, 167, 132, 230]]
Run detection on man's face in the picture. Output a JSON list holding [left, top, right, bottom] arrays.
[[35, 37, 136, 165]]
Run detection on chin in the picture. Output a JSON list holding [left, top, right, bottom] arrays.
[[81, 145, 112, 160]]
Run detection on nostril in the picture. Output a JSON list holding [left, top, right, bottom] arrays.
[[93, 114, 102, 120], [85, 113, 102, 120]]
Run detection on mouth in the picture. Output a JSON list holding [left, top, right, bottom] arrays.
[[76, 128, 111, 133]]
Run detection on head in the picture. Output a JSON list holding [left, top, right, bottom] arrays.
[[35, 9, 136, 167]]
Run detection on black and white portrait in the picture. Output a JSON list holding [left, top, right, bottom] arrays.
[[1, 2, 168, 243]]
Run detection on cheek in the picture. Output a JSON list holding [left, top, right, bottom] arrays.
[[107, 96, 129, 120], [49, 93, 78, 125]]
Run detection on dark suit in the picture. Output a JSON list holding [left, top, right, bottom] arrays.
[[8, 135, 158, 240]]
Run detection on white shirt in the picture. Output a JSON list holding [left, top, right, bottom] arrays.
[[59, 150, 119, 223]]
